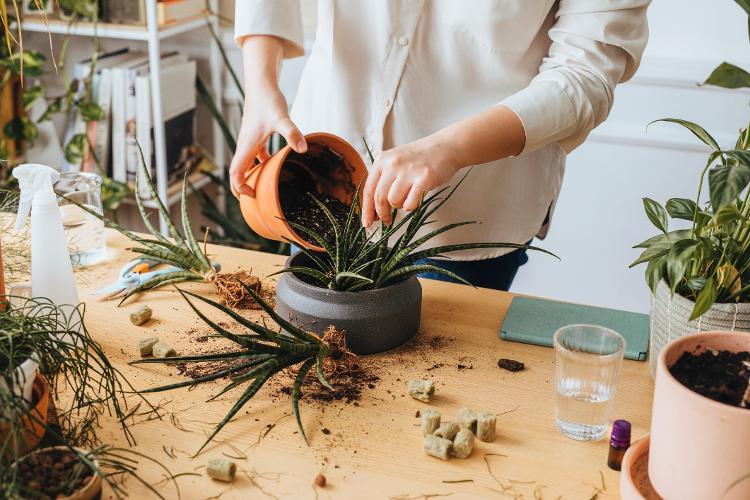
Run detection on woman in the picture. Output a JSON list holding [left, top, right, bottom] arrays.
[[231, 0, 650, 290]]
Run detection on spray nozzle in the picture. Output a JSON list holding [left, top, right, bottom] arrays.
[[13, 164, 61, 232]]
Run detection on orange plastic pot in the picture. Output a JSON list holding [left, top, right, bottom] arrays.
[[239, 132, 368, 252], [1, 373, 50, 455]]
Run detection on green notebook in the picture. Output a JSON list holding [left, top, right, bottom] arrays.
[[500, 297, 650, 361]]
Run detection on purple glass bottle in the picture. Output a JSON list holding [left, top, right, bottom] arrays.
[[607, 419, 631, 471]]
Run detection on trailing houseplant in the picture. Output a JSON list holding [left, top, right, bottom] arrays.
[[631, 0, 750, 374]]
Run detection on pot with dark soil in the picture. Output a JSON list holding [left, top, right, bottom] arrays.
[[238, 132, 368, 251], [649, 331, 750, 500], [272, 173, 551, 354], [10, 446, 101, 500]]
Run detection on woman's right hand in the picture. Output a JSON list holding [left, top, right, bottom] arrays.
[[229, 35, 308, 198]]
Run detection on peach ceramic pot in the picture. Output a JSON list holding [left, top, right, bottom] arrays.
[[1, 373, 50, 455], [620, 435, 663, 500], [239, 132, 368, 252], [19, 446, 102, 500], [649, 331, 750, 500]]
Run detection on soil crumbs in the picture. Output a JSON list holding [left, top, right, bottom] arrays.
[[669, 348, 750, 408], [276, 362, 380, 406], [279, 182, 351, 248]]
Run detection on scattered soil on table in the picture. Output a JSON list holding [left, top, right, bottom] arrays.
[[278, 145, 357, 248], [9, 448, 96, 499], [276, 361, 380, 405], [497, 358, 525, 372], [214, 271, 274, 309], [669, 348, 750, 408]]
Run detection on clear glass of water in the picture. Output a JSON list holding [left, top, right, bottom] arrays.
[[55, 172, 107, 267], [554, 324, 626, 441]]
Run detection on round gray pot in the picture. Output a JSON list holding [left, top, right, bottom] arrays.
[[274, 253, 422, 354]]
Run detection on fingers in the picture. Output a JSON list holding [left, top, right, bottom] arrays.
[[374, 173, 396, 224], [361, 168, 381, 227], [276, 117, 307, 154], [257, 144, 271, 162], [387, 177, 411, 210], [229, 135, 261, 198], [402, 182, 426, 211]]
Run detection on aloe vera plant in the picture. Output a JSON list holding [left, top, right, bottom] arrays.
[[275, 174, 554, 291], [84, 146, 218, 304], [131, 283, 346, 453]]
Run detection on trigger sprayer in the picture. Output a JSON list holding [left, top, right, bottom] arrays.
[[13, 164, 80, 311]]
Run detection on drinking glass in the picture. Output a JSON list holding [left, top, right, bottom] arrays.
[[55, 172, 107, 266], [554, 324, 626, 441]]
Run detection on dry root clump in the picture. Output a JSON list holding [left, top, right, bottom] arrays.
[[315, 326, 357, 379], [214, 271, 272, 309]]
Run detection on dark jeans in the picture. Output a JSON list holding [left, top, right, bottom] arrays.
[[290, 243, 530, 292], [415, 245, 529, 291]]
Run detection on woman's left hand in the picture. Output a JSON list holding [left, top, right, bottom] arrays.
[[361, 135, 461, 227]]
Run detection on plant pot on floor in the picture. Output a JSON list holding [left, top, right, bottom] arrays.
[[238, 132, 368, 252], [15, 446, 102, 500], [648, 331, 750, 500], [275, 252, 422, 355], [649, 279, 750, 376]]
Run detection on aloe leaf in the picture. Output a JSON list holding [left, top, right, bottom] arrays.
[[408, 242, 556, 263], [135, 358, 269, 393], [286, 220, 337, 257], [177, 288, 298, 347], [315, 351, 333, 390], [132, 143, 170, 244], [135, 141, 187, 246], [131, 351, 271, 364], [267, 266, 330, 285], [309, 194, 343, 271], [180, 174, 212, 271], [381, 263, 473, 287], [194, 371, 273, 456], [292, 358, 316, 444], [119, 271, 202, 306], [288, 243, 331, 274], [204, 18, 244, 100], [335, 271, 373, 285], [237, 281, 321, 344], [127, 246, 197, 270]]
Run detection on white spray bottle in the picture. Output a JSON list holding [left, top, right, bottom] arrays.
[[13, 164, 80, 312]]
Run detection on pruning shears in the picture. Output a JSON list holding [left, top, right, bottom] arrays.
[[95, 257, 183, 300]]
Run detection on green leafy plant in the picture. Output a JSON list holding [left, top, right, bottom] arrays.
[[131, 283, 350, 453], [83, 147, 218, 305], [273, 172, 554, 291], [631, 0, 750, 320]]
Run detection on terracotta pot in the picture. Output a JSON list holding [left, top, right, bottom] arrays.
[[620, 435, 663, 500], [649, 331, 750, 500], [238, 132, 368, 252], [1, 373, 50, 455], [18, 446, 102, 500]]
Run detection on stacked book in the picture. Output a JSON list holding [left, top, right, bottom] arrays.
[[62, 48, 197, 199], [101, 0, 207, 26]]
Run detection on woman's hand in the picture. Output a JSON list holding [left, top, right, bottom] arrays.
[[361, 135, 460, 227], [229, 35, 307, 198], [360, 105, 526, 227]]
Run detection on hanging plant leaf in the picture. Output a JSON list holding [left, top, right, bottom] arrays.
[[78, 100, 104, 122], [690, 277, 718, 321], [64, 133, 88, 163], [703, 62, 750, 90], [708, 162, 750, 210], [3, 116, 38, 143], [665, 198, 697, 221], [22, 84, 44, 110], [38, 96, 62, 122], [642, 197, 669, 234]]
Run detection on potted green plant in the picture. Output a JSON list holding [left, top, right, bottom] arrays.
[[273, 177, 552, 354], [631, 0, 750, 373]]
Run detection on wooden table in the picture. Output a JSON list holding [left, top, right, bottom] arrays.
[[70, 231, 653, 499]]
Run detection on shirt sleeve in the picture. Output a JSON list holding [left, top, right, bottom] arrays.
[[234, 0, 305, 59], [499, 0, 651, 154]]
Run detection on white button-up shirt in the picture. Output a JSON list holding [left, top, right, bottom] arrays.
[[235, 0, 650, 260]]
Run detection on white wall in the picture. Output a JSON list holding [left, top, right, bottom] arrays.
[[512, 0, 750, 313]]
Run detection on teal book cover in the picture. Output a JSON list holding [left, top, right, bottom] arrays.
[[500, 297, 650, 361]]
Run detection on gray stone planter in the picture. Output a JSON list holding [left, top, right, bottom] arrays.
[[274, 253, 422, 354]]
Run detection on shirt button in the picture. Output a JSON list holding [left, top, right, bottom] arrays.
[[383, 98, 391, 108], [398, 36, 409, 46]]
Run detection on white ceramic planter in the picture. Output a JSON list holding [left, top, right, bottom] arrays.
[[1, 357, 39, 405], [650, 280, 750, 376], [649, 331, 750, 500]]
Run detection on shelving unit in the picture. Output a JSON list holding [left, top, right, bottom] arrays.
[[19, 2, 225, 236]]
